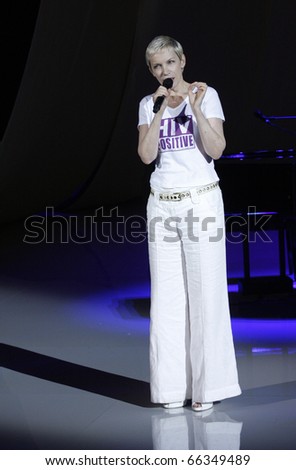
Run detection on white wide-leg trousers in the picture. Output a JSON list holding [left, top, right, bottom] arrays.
[[147, 185, 241, 404]]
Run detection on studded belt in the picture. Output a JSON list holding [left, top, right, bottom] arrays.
[[150, 181, 219, 201]]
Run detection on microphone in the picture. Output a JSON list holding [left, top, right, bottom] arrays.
[[153, 78, 173, 113]]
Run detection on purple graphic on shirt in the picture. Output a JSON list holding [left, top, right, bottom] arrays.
[[159, 104, 195, 152]]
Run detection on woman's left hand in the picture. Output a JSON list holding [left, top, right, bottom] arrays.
[[188, 82, 207, 110]]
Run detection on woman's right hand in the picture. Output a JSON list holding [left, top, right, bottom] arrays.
[[153, 85, 170, 112]]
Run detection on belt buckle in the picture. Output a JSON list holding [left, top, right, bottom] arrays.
[[179, 192, 188, 200], [159, 191, 188, 201]]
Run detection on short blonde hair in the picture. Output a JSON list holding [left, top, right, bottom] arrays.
[[145, 35, 184, 68]]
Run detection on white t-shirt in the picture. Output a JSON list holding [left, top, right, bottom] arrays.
[[138, 86, 225, 190]]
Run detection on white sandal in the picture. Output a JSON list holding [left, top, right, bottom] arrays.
[[163, 400, 186, 409], [192, 402, 213, 412]]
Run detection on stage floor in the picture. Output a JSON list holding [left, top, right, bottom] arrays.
[[1, 207, 296, 450]]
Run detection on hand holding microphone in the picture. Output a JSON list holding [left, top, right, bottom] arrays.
[[153, 78, 173, 113]]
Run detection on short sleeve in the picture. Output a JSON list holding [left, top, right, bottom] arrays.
[[202, 87, 225, 121], [138, 95, 153, 127]]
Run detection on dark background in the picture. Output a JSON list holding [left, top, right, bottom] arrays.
[[1, 0, 296, 224]]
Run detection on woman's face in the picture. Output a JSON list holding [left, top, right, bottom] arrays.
[[149, 47, 185, 89]]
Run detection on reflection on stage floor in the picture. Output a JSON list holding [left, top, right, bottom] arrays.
[[1, 204, 296, 450]]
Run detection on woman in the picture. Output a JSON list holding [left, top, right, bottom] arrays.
[[138, 35, 241, 411]]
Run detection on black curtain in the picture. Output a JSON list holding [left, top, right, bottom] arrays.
[[0, 0, 144, 225], [1, 0, 296, 225]]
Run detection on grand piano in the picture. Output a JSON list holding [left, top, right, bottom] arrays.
[[215, 148, 296, 293]]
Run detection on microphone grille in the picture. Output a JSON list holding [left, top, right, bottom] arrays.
[[163, 78, 173, 89]]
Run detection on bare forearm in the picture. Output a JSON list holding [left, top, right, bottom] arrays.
[[138, 114, 163, 165], [194, 109, 226, 160]]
